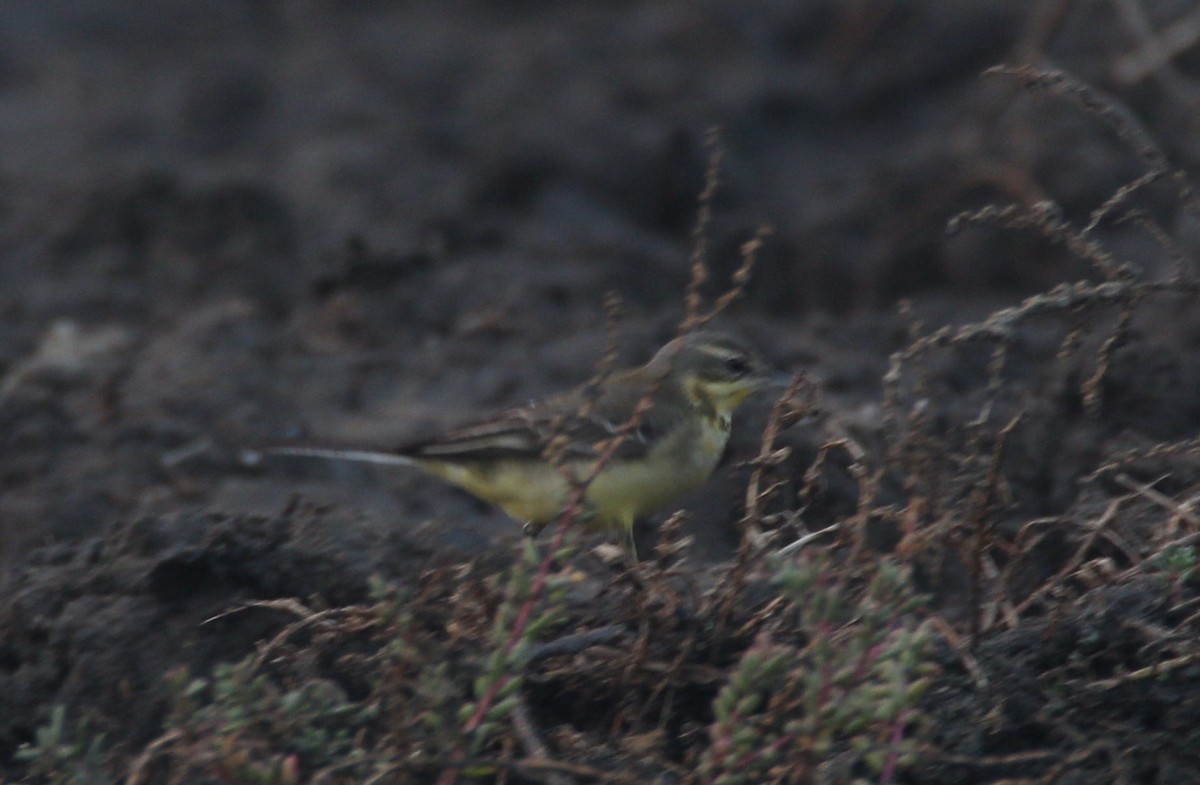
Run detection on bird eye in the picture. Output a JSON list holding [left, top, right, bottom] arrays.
[[724, 356, 750, 377]]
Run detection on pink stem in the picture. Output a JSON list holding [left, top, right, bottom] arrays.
[[878, 710, 906, 785], [438, 395, 655, 785]]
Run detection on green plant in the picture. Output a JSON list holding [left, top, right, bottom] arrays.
[[165, 656, 366, 784], [1154, 544, 1199, 589], [15, 705, 109, 785], [700, 555, 932, 785], [455, 538, 572, 759]]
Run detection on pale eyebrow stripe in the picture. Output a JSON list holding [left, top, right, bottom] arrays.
[[696, 343, 742, 360]]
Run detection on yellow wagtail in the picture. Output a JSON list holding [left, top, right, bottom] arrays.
[[267, 330, 788, 536]]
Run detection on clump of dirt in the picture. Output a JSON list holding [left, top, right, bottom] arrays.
[[0, 505, 442, 756]]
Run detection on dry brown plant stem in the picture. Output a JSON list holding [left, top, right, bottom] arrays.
[[712, 373, 810, 647], [436, 372, 661, 785], [1010, 495, 1130, 618], [1114, 4, 1200, 85], [680, 126, 770, 332], [683, 126, 724, 326], [966, 413, 1022, 643], [683, 226, 770, 332]]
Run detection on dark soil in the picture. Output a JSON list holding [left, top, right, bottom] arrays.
[[4, 2, 1200, 783]]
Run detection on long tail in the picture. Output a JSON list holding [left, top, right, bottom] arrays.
[[246, 445, 416, 468]]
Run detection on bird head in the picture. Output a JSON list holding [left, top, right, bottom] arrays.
[[650, 330, 789, 416]]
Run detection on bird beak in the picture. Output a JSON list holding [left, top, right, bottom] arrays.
[[762, 369, 798, 390]]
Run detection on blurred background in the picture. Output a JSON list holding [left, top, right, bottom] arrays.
[[2, 0, 1199, 561]]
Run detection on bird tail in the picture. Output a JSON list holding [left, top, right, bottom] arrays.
[[245, 445, 416, 468]]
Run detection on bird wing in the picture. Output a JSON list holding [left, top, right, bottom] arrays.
[[404, 376, 680, 464]]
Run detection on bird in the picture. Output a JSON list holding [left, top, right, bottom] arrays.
[[264, 330, 789, 538]]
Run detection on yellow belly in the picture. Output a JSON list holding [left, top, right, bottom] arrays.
[[424, 458, 572, 526], [415, 418, 729, 534]]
